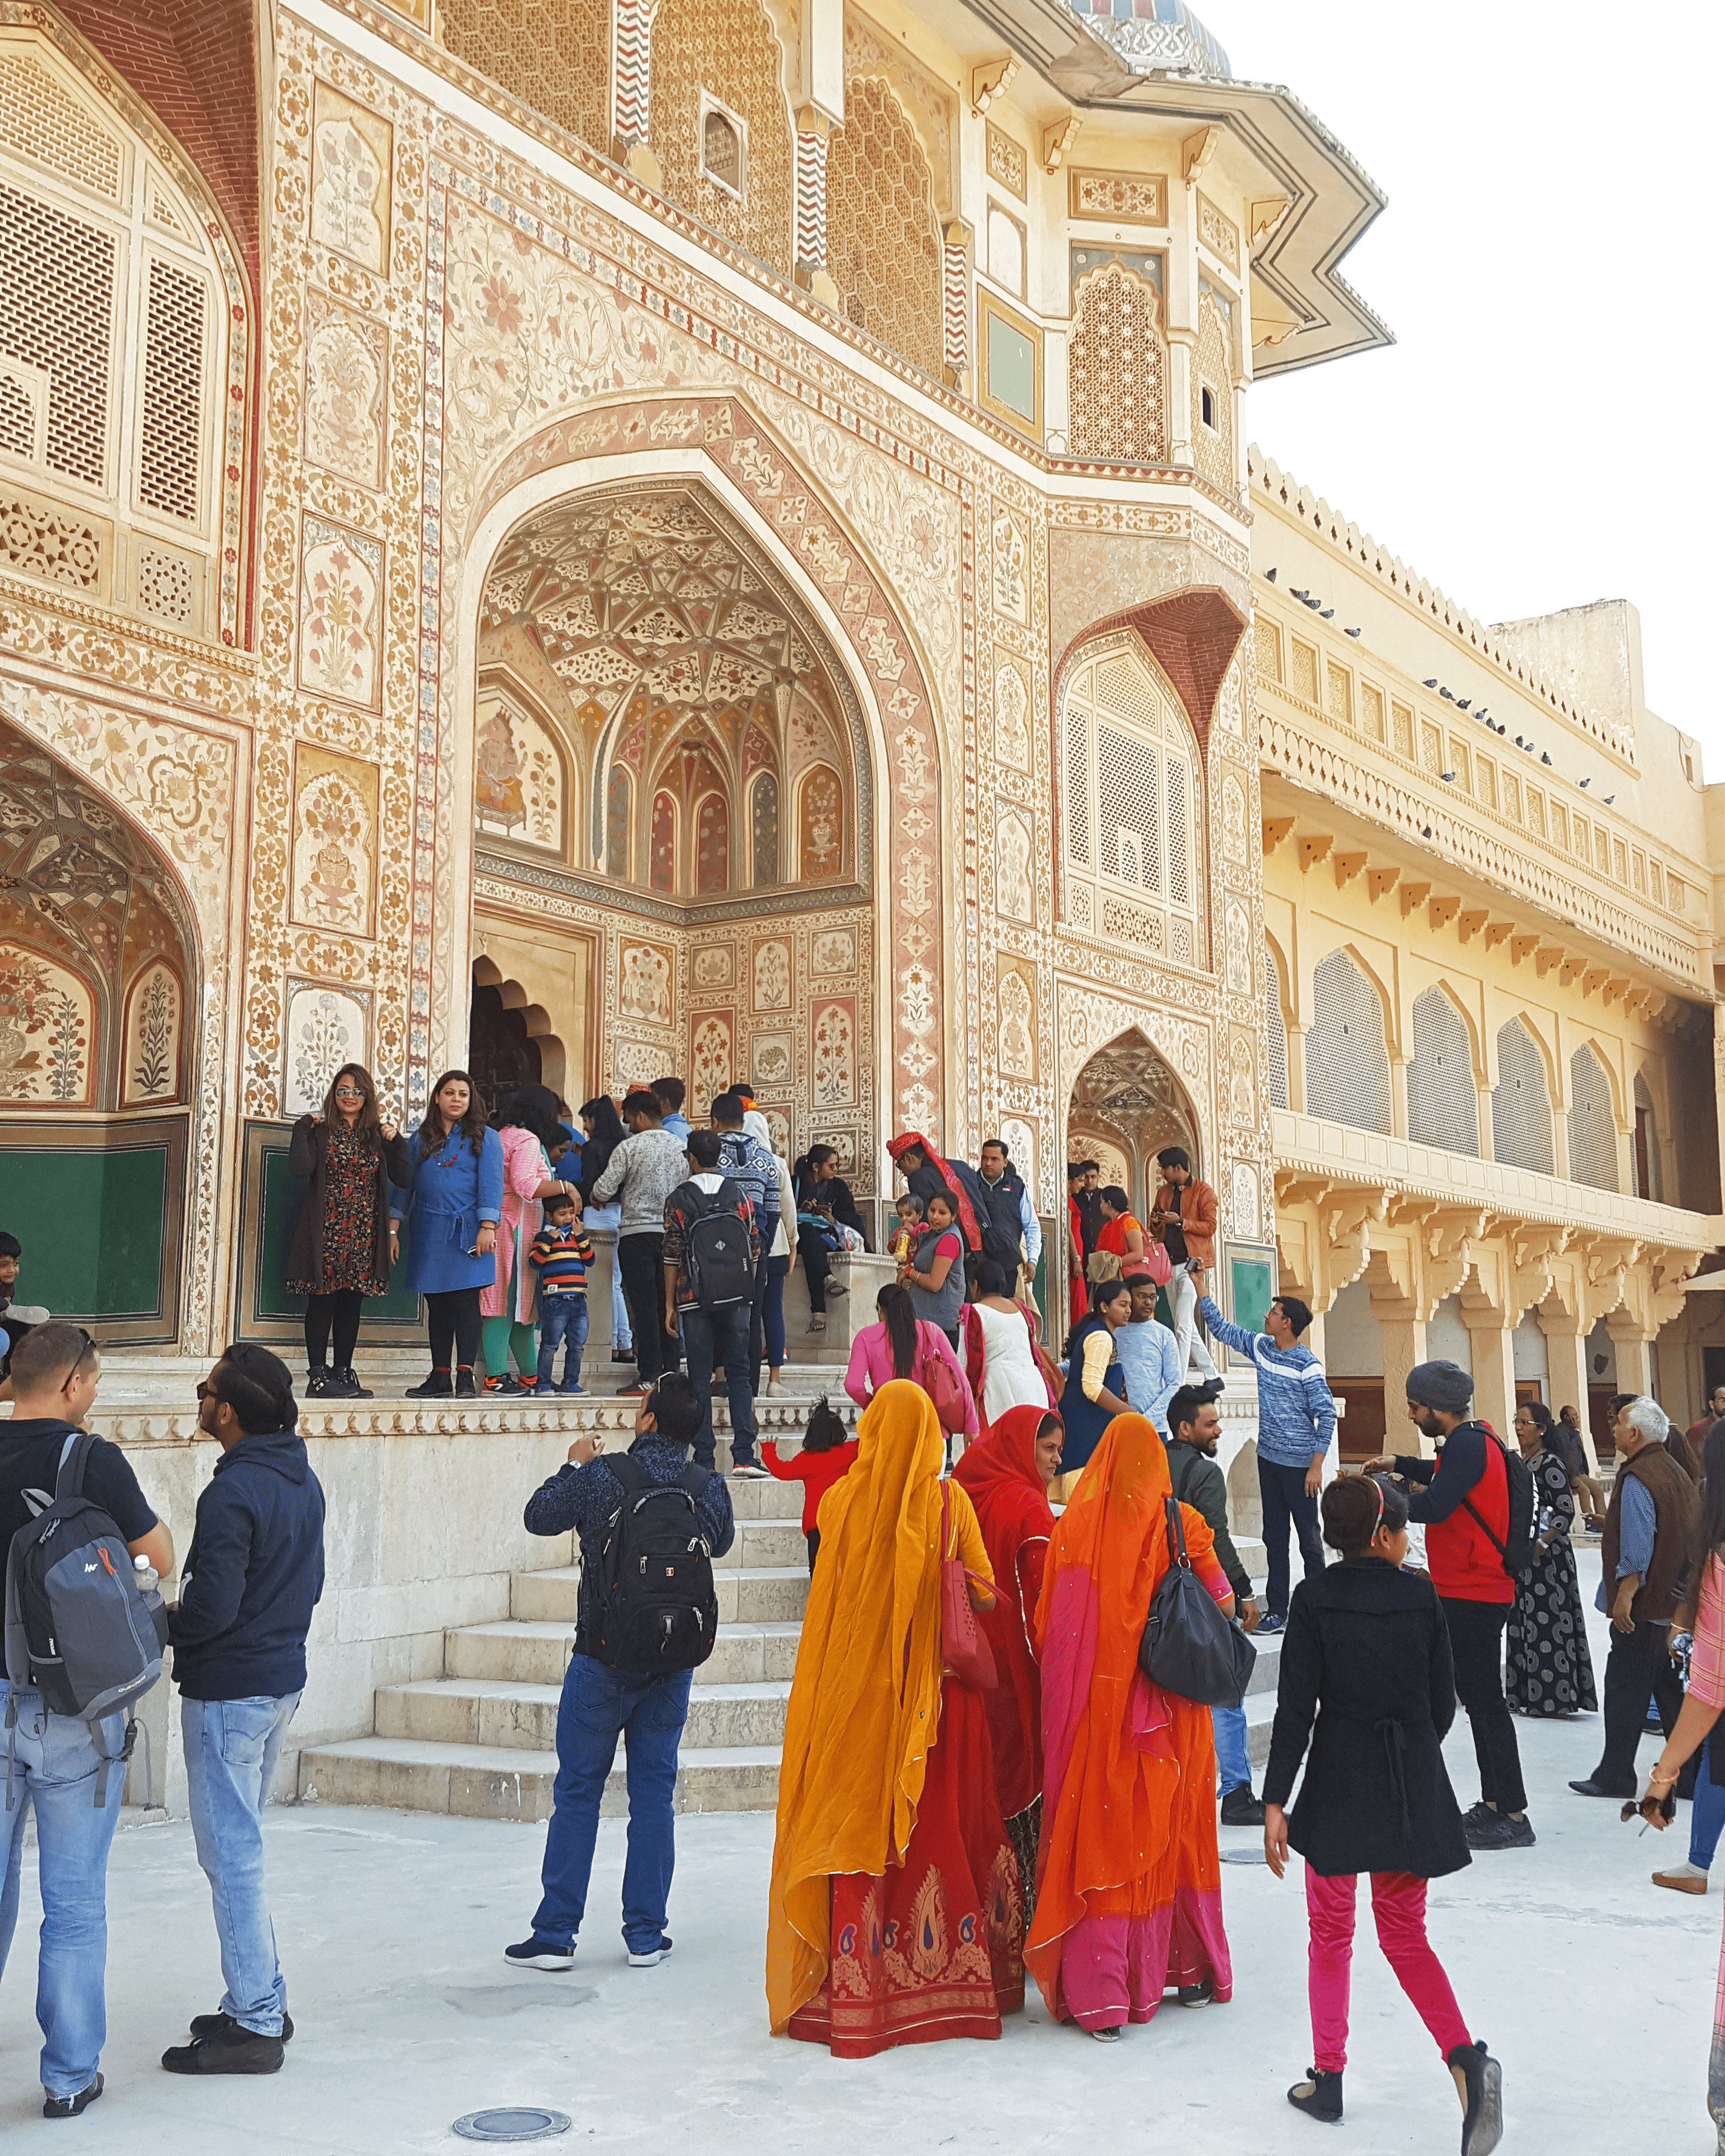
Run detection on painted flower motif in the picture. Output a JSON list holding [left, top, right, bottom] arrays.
[[479, 274, 523, 336]]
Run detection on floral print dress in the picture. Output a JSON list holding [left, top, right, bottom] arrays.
[[287, 1120, 386, 1297], [1505, 1444, 1597, 1716]]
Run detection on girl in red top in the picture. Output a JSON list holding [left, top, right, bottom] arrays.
[[763, 1398, 859, 1571]]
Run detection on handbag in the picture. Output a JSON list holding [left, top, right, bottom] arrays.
[[918, 1332, 970, 1436], [1138, 1496, 1256, 1709], [939, 1485, 997, 1691]]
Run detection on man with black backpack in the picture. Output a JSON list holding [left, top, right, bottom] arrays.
[[663, 1128, 764, 1477], [1, 1323, 174, 2118], [1363, 1358, 1537, 1853], [509, 1374, 733, 1973]]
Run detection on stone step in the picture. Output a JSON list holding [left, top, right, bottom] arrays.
[[443, 1616, 805, 1686], [296, 1736, 780, 1821], [1246, 1688, 1277, 1766], [376, 1676, 789, 1753]]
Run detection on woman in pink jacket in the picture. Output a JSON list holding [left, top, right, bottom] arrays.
[[845, 1282, 979, 1448], [481, 1085, 577, 1393]]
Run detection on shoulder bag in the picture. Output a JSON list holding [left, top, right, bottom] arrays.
[[939, 1484, 997, 1691], [1137, 1496, 1255, 1709], [917, 1328, 971, 1436]]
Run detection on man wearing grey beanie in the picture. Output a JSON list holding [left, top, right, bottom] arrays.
[[1363, 1359, 1532, 1852]]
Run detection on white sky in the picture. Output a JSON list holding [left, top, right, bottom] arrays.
[[1216, 0, 1723, 771]]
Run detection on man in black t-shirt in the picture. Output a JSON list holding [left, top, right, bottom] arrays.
[[0, 1324, 173, 2117]]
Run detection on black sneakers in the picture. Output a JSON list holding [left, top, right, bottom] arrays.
[[1220, 1785, 1266, 1827], [43, 2075, 103, 2118], [406, 1369, 452, 1398], [505, 1936, 575, 1971], [162, 2017, 285, 2074], [190, 2009, 293, 2043], [1465, 1810, 1535, 1850]]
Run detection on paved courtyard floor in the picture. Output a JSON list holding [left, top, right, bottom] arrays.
[[2, 1553, 1720, 2152]]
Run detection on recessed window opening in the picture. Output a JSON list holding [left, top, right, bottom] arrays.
[[1200, 384, 1217, 429], [700, 100, 744, 198]]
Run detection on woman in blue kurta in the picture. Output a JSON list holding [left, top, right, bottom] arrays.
[[1055, 1278, 1132, 1499], [392, 1068, 505, 1398]]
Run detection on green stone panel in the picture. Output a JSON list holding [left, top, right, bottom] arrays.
[[2, 1141, 168, 1320]]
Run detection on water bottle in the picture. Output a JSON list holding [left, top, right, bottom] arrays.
[[133, 1553, 158, 1595], [134, 1552, 168, 1648]]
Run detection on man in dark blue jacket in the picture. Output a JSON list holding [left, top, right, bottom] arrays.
[[162, 1346, 325, 2078]]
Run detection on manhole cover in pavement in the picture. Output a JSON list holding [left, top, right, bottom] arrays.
[[1219, 1848, 1266, 1865], [452, 2108, 572, 2142]]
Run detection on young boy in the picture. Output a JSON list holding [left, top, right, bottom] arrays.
[[887, 1192, 923, 1266], [0, 1229, 47, 1383], [528, 1195, 595, 1396]]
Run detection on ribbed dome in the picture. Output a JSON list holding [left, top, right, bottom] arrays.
[[1065, 0, 1232, 81]]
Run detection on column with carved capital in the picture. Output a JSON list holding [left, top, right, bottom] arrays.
[[1605, 1314, 1653, 1402], [612, 0, 664, 190], [941, 218, 971, 394], [793, 110, 838, 306]]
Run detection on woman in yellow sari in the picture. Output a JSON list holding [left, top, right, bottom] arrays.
[[1027, 1412, 1236, 2037], [767, 1379, 1023, 2055]]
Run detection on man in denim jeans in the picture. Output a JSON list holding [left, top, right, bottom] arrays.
[[663, 1129, 764, 1478], [508, 1376, 733, 1971], [162, 1345, 325, 2076], [0, 1324, 174, 2118]]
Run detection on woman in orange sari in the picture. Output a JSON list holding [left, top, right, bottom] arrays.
[[1027, 1412, 1236, 2038], [954, 1406, 1061, 1926], [767, 1380, 1022, 2055]]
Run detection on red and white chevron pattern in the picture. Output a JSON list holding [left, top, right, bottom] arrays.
[[942, 228, 968, 377], [614, 0, 655, 146], [793, 125, 829, 271]]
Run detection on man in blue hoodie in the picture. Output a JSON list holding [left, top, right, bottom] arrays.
[[162, 1346, 325, 2078]]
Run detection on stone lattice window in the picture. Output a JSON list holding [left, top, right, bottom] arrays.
[[1068, 262, 1167, 463], [1568, 1043, 1618, 1192], [1060, 635, 1204, 962], [1492, 1018, 1554, 1174], [1306, 950, 1391, 1135], [1191, 291, 1235, 494], [440, 0, 609, 153], [0, 30, 223, 631], [1263, 943, 1289, 1111], [651, 0, 793, 277], [1408, 987, 1478, 1156], [824, 76, 942, 379]]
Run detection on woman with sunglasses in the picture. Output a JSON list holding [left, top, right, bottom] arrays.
[[1263, 1472, 1503, 2149], [286, 1064, 411, 1398]]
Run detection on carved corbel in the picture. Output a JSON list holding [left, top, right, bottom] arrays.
[[1428, 895, 1460, 932], [1297, 833, 1334, 873], [1581, 965, 1607, 996], [1509, 1223, 1571, 1314], [1249, 194, 1292, 244], [1456, 908, 1488, 945], [1483, 921, 1514, 950], [1333, 851, 1367, 890], [1183, 125, 1220, 184], [1263, 815, 1296, 853], [1510, 934, 1541, 965], [1400, 881, 1431, 918], [971, 57, 1019, 116], [1367, 866, 1401, 904], [1533, 947, 1564, 979], [1042, 116, 1081, 172], [1420, 1206, 1488, 1311], [1321, 1187, 1388, 1302]]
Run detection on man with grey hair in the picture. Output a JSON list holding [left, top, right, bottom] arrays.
[[1569, 1394, 1700, 1801]]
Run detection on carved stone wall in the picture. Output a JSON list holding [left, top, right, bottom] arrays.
[[439, 0, 609, 156], [649, 0, 793, 277], [824, 74, 942, 380]]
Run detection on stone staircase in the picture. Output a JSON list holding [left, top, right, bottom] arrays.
[[298, 1470, 807, 1820], [298, 1444, 1282, 1820]]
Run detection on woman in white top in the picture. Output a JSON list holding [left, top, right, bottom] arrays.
[[758, 1149, 799, 1395], [963, 1258, 1059, 1428]]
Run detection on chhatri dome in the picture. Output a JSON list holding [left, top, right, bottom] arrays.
[[1064, 0, 1233, 80]]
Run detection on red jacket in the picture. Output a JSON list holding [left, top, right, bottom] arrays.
[[762, 1438, 859, 1536], [1396, 1422, 1513, 1606]]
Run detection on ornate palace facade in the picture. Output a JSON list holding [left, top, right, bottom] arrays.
[[1, 0, 1720, 1445]]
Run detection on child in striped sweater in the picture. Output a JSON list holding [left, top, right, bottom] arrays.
[[528, 1195, 595, 1395]]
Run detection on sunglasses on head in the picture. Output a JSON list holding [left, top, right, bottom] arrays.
[[61, 1327, 94, 1392]]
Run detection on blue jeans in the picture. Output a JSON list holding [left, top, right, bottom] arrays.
[[1212, 1701, 1252, 1794], [763, 1252, 790, 1370], [537, 1295, 589, 1389], [531, 1656, 692, 1954], [680, 1301, 757, 1468], [0, 1682, 125, 2098], [1694, 1729, 1725, 1870], [1259, 1456, 1325, 1620], [182, 1693, 300, 2037], [583, 1204, 631, 1349]]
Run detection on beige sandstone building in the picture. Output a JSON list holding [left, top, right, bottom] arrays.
[[1, 0, 1721, 1801]]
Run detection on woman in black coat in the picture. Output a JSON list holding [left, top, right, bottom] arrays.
[[286, 1062, 411, 1398], [1263, 1473, 1503, 2151]]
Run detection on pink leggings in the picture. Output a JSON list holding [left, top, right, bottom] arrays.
[[1305, 1867, 1470, 2073]]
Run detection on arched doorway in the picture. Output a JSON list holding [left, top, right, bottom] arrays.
[[463, 478, 879, 1189], [1067, 1027, 1200, 1221], [0, 715, 197, 1337]]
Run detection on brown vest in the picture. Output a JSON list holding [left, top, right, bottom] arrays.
[[1601, 1443, 1698, 1623]]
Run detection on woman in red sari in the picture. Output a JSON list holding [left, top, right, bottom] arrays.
[[1027, 1411, 1236, 2038], [767, 1380, 1023, 2055], [954, 1406, 1062, 1926]]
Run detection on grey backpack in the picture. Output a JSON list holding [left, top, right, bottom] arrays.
[[4, 1430, 167, 1806]]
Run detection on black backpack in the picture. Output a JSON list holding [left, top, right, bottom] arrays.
[[4, 1430, 168, 1805], [589, 1453, 719, 1673], [675, 1177, 753, 1311], [1461, 1427, 1538, 1579]]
